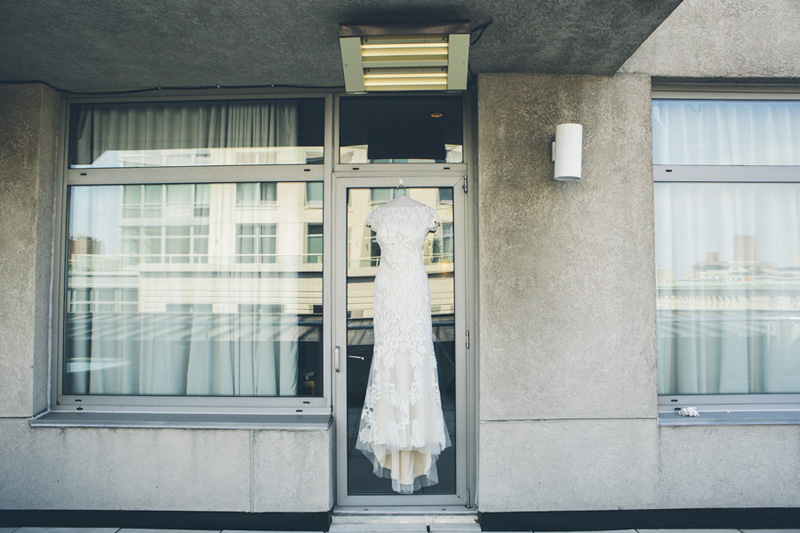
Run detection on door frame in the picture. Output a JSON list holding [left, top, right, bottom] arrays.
[[332, 172, 473, 508]]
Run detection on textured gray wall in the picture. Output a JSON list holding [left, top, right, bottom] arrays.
[[0, 83, 58, 418], [0, 419, 333, 511], [477, 72, 657, 423], [476, 72, 659, 510], [621, 0, 800, 78]]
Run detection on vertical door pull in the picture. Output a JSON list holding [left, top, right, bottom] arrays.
[[334, 346, 341, 373]]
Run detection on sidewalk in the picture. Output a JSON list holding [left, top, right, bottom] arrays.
[[0, 524, 800, 533]]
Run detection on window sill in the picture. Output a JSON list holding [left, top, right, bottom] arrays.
[[30, 410, 332, 430], [659, 409, 800, 426]]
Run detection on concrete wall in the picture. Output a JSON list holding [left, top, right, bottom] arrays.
[[0, 83, 58, 419], [0, 418, 333, 512], [476, 72, 659, 511], [621, 0, 800, 78], [0, 84, 333, 514]]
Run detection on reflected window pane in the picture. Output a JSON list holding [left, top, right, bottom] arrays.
[[64, 182, 323, 397], [655, 182, 800, 394]]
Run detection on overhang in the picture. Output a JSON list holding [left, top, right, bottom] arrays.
[[0, 0, 683, 92]]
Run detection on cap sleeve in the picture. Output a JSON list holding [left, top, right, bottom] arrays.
[[427, 206, 440, 232]]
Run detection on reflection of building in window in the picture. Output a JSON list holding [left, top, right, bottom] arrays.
[[121, 225, 209, 265], [69, 235, 104, 256], [306, 223, 323, 264], [68, 287, 138, 313], [122, 184, 210, 218], [370, 188, 394, 205], [306, 182, 323, 207], [240, 304, 284, 314], [432, 221, 454, 263], [165, 303, 213, 313], [438, 187, 453, 206], [236, 182, 277, 205], [237, 223, 277, 263]]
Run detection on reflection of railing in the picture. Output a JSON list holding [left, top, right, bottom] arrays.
[[66, 311, 323, 341], [77, 147, 325, 168], [351, 252, 454, 269], [657, 310, 800, 336], [69, 255, 123, 272], [70, 253, 324, 272]]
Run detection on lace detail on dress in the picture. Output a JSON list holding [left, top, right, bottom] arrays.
[[356, 200, 451, 494]]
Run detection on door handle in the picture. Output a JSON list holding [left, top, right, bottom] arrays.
[[334, 346, 341, 373]]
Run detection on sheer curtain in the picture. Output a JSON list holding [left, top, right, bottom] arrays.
[[653, 99, 800, 165], [72, 100, 300, 167], [654, 99, 800, 395]]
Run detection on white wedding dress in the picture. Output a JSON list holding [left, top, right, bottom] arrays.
[[356, 194, 451, 494]]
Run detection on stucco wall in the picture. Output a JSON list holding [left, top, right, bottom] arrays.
[[621, 0, 800, 78], [475, 4, 800, 504], [0, 83, 58, 418], [476, 72, 659, 511], [0, 418, 333, 512]]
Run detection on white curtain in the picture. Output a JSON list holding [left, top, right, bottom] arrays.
[[73, 100, 299, 166], [655, 182, 800, 394], [653, 99, 800, 165]]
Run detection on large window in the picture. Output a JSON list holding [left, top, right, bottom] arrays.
[[653, 93, 800, 407], [60, 96, 326, 409]]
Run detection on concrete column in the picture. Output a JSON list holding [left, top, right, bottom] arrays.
[[476, 72, 658, 510], [0, 83, 60, 417]]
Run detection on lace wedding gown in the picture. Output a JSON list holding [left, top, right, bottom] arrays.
[[356, 194, 451, 494]]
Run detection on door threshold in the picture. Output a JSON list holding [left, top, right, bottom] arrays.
[[332, 506, 476, 518]]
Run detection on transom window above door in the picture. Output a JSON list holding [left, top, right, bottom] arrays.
[[339, 95, 463, 164]]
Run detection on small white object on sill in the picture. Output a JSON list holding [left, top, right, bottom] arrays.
[[677, 406, 699, 417]]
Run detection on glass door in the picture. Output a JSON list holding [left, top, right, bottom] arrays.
[[334, 176, 467, 506]]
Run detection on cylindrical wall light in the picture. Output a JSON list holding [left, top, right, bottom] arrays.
[[551, 123, 583, 181]]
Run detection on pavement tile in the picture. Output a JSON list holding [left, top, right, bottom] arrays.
[[118, 530, 219, 533], [430, 523, 481, 533], [12, 529, 118, 533], [638, 530, 741, 533], [329, 525, 427, 532], [741, 530, 800, 533]]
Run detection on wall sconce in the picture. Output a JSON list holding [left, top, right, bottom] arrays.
[[551, 123, 583, 181], [339, 22, 470, 92]]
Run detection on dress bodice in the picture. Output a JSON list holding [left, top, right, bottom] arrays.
[[366, 199, 440, 270]]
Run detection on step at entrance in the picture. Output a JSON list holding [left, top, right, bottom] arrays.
[[329, 513, 481, 533]]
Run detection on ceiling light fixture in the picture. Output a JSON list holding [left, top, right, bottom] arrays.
[[339, 22, 470, 93]]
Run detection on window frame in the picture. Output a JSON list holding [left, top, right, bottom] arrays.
[[653, 87, 800, 416], [52, 91, 333, 416]]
